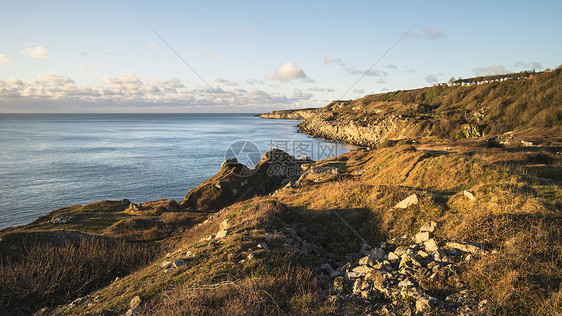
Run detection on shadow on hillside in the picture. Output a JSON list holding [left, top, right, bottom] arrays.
[[293, 207, 384, 262]]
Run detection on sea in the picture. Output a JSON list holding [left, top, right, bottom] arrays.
[[0, 113, 354, 229]]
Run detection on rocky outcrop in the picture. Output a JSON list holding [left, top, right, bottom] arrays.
[[179, 149, 307, 211], [296, 100, 465, 147], [125, 199, 182, 215], [321, 221, 490, 315], [256, 108, 319, 120]]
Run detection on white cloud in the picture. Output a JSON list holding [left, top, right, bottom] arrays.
[[385, 64, 397, 69], [407, 26, 446, 39], [514, 61, 543, 70], [246, 78, 264, 85], [21, 46, 51, 59], [341, 64, 386, 76], [424, 75, 439, 83], [0, 72, 316, 112], [265, 61, 309, 82], [472, 65, 508, 76], [38, 73, 75, 85], [78, 65, 104, 71], [203, 51, 214, 57], [353, 89, 365, 94], [215, 78, 239, 86], [324, 56, 342, 64], [147, 42, 159, 48], [377, 79, 387, 84], [293, 88, 312, 100], [308, 86, 334, 92], [0, 54, 12, 64]]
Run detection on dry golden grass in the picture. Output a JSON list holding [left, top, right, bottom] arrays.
[[140, 264, 328, 316], [0, 237, 160, 315]]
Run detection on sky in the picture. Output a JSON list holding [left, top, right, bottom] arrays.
[[0, 0, 561, 113]]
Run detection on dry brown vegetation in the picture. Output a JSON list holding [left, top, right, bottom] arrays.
[[1, 69, 560, 314], [0, 236, 161, 315], [140, 264, 325, 316]]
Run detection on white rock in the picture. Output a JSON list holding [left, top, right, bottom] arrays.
[[215, 229, 228, 239], [416, 296, 438, 313], [394, 194, 419, 209], [446, 241, 484, 254], [185, 251, 196, 258], [160, 260, 171, 268], [414, 231, 430, 244], [130, 295, 142, 309], [352, 265, 373, 275], [464, 190, 476, 200], [398, 279, 414, 287], [419, 220, 439, 233], [424, 239, 439, 252], [387, 252, 400, 261], [353, 279, 363, 294], [257, 242, 269, 250], [247, 253, 256, 260], [220, 218, 230, 230]]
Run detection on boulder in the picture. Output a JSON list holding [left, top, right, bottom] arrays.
[[129, 296, 142, 309], [424, 239, 439, 252], [446, 242, 484, 254], [394, 194, 419, 209], [173, 258, 186, 268], [125, 199, 182, 214], [414, 232, 430, 244], [220, 218, 230, 230], [215, 229, 228, 239], [419, 220, 439, 233], [464, 190, 476, 200], [416, 296, 438, 314]]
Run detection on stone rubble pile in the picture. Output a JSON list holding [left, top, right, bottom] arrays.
[[321, 221, 490, 315]]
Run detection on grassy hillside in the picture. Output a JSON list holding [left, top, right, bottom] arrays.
[[1, 68, 560, 315], [297, 67, 562, 146]]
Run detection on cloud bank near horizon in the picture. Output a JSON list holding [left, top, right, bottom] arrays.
[[0, 72, 314, 112]]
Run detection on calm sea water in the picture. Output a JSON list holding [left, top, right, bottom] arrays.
[[0, 113, 354, 229]]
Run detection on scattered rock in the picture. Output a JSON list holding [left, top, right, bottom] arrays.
[[394, 194, 419, 209], [446, 242, 485, 254], [215, 229, 228, 239], [416, 296, 438, 314], [160, 260, 171, 268], [129, 296, 142, 310], [257, 242, 269, 250], [419, 220, 439, 233], [173, 258, 186, 268], [220, 218, 230, 230], [424, 239, 439, 252], [51, 215, 74, 224], [414, 232, 430, 244], [247, 253, 256, 260], [185, 250, 195, 258], [463, 190, 476, 200], [521, 140, 537, 147]]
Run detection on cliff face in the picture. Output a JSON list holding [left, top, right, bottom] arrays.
[[290, 69, 562, 147], [256, 108, 318, 120]]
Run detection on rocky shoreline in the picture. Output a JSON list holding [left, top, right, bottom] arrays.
[[255, 107, 318, 120]]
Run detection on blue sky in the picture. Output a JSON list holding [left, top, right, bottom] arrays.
[[0, 0, 560, 113]]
